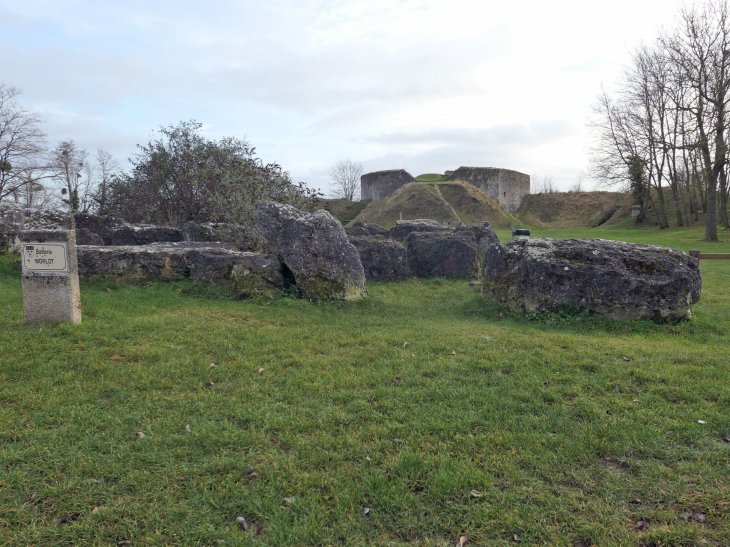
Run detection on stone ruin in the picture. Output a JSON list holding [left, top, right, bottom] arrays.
[[1, 203, 702, 321], [450, 167, 530, 213], [359, 166, 530, 213], [360, 169, 417, 201]]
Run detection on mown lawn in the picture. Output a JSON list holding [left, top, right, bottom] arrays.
[[1, 227, 729, 546]]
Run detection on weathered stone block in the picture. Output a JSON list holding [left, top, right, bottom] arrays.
[[405, 231, 479, 279], [255, 201, 367, 300], [74, 214, 128, 245], [456, 221, 500, 265], [228, 253, 286, 298], [481, 238, 702, 322], [75, 227, 104, 246], [349, 236, 413, 281], [388, 219, 453, 241], [346, 219, 388, 237], [77, 243, 190, 282], [110, 225, 183, 246]]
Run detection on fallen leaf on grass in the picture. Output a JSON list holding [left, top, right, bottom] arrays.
[[185, 424, 191, 432], [633, 399, 640, 404], [694, 513, 708, 523], [110, 355, 122, 361], [470, 490, 484, 498], [209, 363, 216, 369], [284, 497, 295, 504], [514, 533, 522, 542], [106, 288, 113, 292], [258, 368, 264, 375], [403, 342, 409, 349], [451, 350, 456, 355], [135, 432, 146, 439], [116, 537, 133, 545], [205, 382, 215, 388], [630, 498, 642, 504], [366, 456, 372, 462], [622, 357, 631, 362], [24, 491, 38, 505], [458, 536, 469, 546], [394, 438, 404, 444], [236, 516, 250, 531], [91, 507, 100, 515], [635, 520, 649, 531], [498, 313, 506, 319]]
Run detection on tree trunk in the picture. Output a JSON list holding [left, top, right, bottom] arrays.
[[654, 184, 670, 228]]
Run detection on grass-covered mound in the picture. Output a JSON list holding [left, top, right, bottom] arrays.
[[351, 182, 520, 229], [516, 191, 634, 229], [1, 225, 730, 545], [415, 173, 450, 182], [319, 198, 371, 225]]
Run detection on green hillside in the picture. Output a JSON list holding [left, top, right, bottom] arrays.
[[320, 198, 371, 225], [515, 191, 634, 229]]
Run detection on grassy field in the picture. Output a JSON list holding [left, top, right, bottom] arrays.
[[1, 226, 729, 546], [495, 225, 730, 254]]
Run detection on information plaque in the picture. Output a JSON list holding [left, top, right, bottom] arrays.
[[22, 242, 69, 273]]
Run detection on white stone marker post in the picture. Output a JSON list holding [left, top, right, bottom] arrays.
[[20, 217, 82, 324]]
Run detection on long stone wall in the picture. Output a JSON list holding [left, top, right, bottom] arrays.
[[450, 167, 530, 213]]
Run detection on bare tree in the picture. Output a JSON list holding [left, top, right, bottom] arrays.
[[0, 83, 47, 203], [531, 174, 556, 194], [570, 174, 585, 192], [328, 159, 363, 201], [663, 0, 730, 240], [49, 140, 90, 213], [92, 149, 118, 214]]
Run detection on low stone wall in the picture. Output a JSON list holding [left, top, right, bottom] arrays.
[[77, 242, 285, 298]]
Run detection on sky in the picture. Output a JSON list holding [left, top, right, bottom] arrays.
[[0, 0, 692, 196]]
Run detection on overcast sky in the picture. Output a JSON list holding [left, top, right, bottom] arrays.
[[1, 0, 691, 196]]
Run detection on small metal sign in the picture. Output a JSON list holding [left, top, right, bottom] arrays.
[[21, 242, 69, 272]]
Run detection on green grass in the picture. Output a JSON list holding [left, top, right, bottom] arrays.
[[415, 174, 450, 183], [1, 227, 729, 546], [495, 225, 730, 253]]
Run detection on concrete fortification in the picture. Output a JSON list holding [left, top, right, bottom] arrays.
[[359, 167, 530, 213], [360, 170, 417, 201], [450, 167, 530, 213]]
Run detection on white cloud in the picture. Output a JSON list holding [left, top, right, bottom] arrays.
[[0, 0, 690, 197]]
